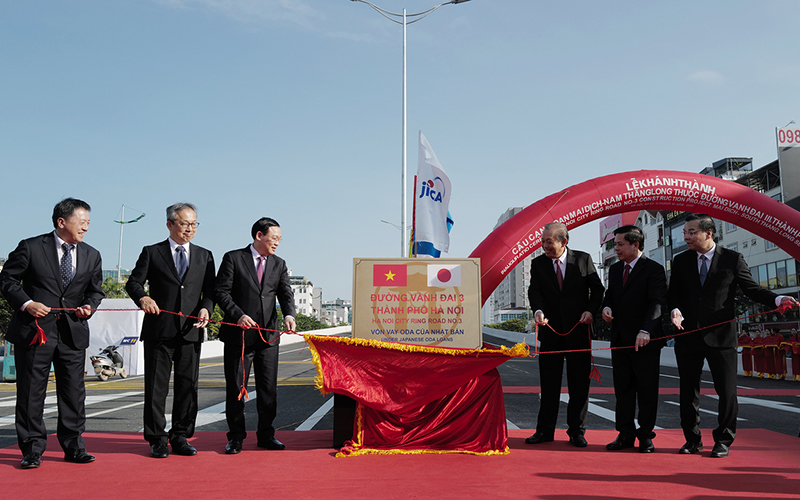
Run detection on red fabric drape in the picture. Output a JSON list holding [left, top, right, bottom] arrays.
[[304, 335, 528, 456]]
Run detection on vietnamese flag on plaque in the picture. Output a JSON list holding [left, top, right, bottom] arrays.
[[373, 264, 408, 287]]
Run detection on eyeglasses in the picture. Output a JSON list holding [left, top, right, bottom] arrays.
[[266, 236, 282, 243], [175, 222, 200, 229], [682, 230, 701, 237]]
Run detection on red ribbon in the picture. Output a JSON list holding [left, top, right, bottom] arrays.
[[30, 319, 47, 346]]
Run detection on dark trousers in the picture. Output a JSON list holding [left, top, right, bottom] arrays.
[[143, 336, 200, 445], [223, 340, 279, 442], [14, 318, 86, 456], [537, 350, 590, 437], [611, 347, 661, 439], [675, 341, 738, 445]]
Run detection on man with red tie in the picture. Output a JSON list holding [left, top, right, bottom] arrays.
[[526, 222, 604, 447], [215, 217, 296, 454]]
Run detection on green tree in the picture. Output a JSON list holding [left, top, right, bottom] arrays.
[[102, 277, 129, 298], [484, 317, 527, 333], [206, 304, 224, 340], [0, 295, 12, 344]]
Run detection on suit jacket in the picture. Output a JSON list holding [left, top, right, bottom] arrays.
[[125, 240, 216, 343], [215, 246, 296, 345], [0, 232, 104, 349], [528, 248, 604, 350], [602, 256, 666, 351], [667, 245, 777, 348]]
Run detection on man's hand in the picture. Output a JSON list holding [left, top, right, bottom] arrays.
[[579, 311, 594, 324], [25, 301, 51, 318], [194, 308, 210, 328], [635, 331, 650, 352], [237, 314, 258, 329], [671, 309, 684, 330], [138, 296, 160, 315], [75, 305, 93, 318], [602, 307, 613, 323], [534, 311, 548, 326], [284, 315, 296, 332]]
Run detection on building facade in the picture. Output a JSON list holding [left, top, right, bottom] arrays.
[[485, 207, 541, 325]]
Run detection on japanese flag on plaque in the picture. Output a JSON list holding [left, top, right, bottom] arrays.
[[427, 264, 461, 287]]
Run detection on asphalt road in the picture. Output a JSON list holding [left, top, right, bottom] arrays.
[[1, 333, 799, 453]]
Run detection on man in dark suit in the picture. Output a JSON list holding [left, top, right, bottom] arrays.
[[526, 222, 604, 447], [0, 198, 104, 469], [668, 213, 797, 458], [215, 217, 296, 454], [601, 225, 666, 453], [126, 202, 215, 459]]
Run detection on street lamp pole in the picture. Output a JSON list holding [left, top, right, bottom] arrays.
[[351, 0, 471, 257]]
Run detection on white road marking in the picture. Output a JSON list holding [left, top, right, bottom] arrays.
[[0, 391, 143, 428], [663, 400, 747, 421], [296, 397, 334, 431]]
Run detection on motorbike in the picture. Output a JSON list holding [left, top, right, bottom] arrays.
[[90, 345, 127, 381]]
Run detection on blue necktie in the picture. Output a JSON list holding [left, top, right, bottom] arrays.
[[176, 246, 188, 280], [699, 255, 709, 286], [61, 243, 74, 288]]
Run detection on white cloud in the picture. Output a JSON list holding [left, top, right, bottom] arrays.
[[152, 0, 325, 30], [686, 70, 725, 84]]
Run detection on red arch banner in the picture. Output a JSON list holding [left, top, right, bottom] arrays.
[[469, 170, 800, 305]]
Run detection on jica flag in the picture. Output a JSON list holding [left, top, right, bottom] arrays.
[[415, 131, 452, 257]]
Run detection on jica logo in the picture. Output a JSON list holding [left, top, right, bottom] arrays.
[[419, 177, 446, 203]]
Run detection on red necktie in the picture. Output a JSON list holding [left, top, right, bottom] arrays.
[[256, 256, 265, 285], [555, 260, 563, 290], [623, 264, 631, 287]]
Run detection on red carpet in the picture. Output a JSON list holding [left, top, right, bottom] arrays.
[[503, 387, 800, 396], [2, 429, 799, 499]]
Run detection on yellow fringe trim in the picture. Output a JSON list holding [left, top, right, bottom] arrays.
[[335, 446, 510, 458], [303, 333, 529, 358], [305, 337, 326, 393]]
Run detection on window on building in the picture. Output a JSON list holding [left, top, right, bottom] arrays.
[[726, 222, 737, 233], [751, 265, 759, 284], [789, 260, 798, 287], [768, 262, 778, 289], [777, 260, 788, 288], [766, 239, 778, 251], [758, 264, 768, 289], [727, 243, 738, 252], [772, 193, 782, 202]]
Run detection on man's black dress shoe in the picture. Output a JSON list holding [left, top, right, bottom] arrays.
[[171, 439, 197, 456], [678, 441, 703, 454], [710, 442, 729, 458], [150, 443, 169, 459], [257, 436, 286, 450], [21, 452, 41, 469], [64, 450, 96, 464], [639, 438, 655, 453], [568, 435, 588, 448], [524, 432, 554, 445], [606, 434, 635, 451], [225, 439, 243, 455]]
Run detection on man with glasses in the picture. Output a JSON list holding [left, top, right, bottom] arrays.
[[668, 213, 798, 458], [126, 203, 216, 458], [215, 217, 296, 454], [0, 198, 104, 469]]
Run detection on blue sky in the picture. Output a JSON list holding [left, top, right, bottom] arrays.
[[1, 1, 798, 302]]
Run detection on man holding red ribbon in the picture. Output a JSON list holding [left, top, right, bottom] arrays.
[[215, 217, 296, 455], [669, 213, 798, 458], [126, 202, 216, 459], [0, 198, 104, 469], [526, 222, 604, 448]]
